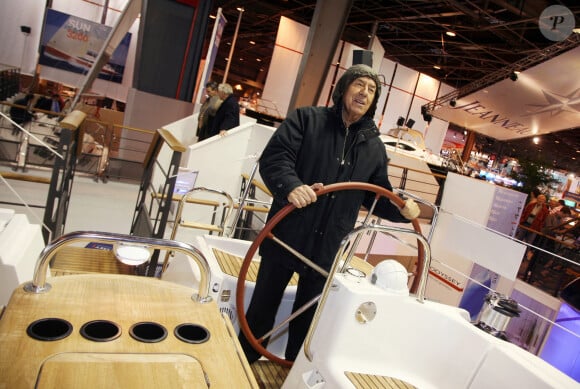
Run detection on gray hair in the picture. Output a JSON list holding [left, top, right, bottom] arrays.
[[332, 64, 382, 117], [218, 83, 233, 95]]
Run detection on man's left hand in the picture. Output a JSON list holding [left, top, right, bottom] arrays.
[[400, 199, 420, 219]]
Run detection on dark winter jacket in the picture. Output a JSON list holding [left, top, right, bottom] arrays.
[[259, 104, 408, 274], [10, 96, 34, 125], [209, 94, 240, 137]]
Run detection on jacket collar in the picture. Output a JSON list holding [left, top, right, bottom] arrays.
[[331, 104, 379, 140]]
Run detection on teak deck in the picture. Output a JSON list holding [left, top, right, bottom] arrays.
[[0, 274, 258, 388]]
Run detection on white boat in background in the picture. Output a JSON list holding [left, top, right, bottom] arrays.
[[381, 127, 445, 167]]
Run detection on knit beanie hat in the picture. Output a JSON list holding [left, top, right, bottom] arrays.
[[332, 64, 382, 118]]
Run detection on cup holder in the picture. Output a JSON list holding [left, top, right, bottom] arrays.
[[174, 323, 210, 344], [80, 320, 121, 342], [27, 318, 73, 341], [129, 322, 168, 343]]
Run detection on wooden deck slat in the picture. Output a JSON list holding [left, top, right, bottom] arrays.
[[345, 371, 417, 389], [50, 246, 135, 276], [251, 360, 290, 389], [212, 248, 299, 285], [180, 221, 223, 232]]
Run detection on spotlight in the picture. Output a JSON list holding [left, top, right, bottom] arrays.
[[421, 105, 432, 123], [450, 99, 457, 107], [396, 116, 405, 127], [20, 25, 31, 34], [509, 72, 518, 81], [406, 119, 415, 129]]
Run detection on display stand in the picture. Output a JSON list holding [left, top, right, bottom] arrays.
[[426, 173, 528, 311]]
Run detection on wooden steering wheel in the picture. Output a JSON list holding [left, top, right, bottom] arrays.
[[235, 182, 424, 367]]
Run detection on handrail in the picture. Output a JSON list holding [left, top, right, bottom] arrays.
[[162, 187, 234, 272], [389, 162, 447, 180], [304, 223, 431, 362], [0, 171, 51, 184], [240, 172, 272, 196], [23, 231, 213, 303], [394, 188, 439, 243], [157, 128, 186, 152]]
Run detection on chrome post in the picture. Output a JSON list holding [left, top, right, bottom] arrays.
[[304, 224, 431, 362]]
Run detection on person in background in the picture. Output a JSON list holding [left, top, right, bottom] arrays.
[[34, 93, 52, 111], [547, 197, 563, 215], [528, 187, 541, 204], [10, 93, 34, 135], [536, 206, 572, 270], [516, 193, 549, 244], [196, 81, 222, 141], [238, 64, 421, 363], [208, 83, 239, 137], [50, 93, 64, 114]]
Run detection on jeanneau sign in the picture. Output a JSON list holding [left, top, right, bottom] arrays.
[[432, 45, 580, 141]]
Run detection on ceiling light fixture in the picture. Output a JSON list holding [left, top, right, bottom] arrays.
[[450, 98, 457, 107], [509, 72, 518, 81], [433, 65, 441, 70], [446, 31, 456, 37]]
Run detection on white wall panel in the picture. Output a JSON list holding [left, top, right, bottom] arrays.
[[392, 64, 419, 93], [261, 16, 308, 116], [416, 73, 440, 101], [380, 88, 413, 133], [0, 0, 45, 75]]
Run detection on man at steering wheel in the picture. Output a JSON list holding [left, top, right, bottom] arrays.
[[239, 64, 420, 363]]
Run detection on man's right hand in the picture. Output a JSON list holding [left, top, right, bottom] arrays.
[[287, 183, 322, 208]]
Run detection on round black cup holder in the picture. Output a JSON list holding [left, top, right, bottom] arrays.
[[80, 320, 121, 342], [129, 321, 168, 343], [174, 323, 210, 344], [27, 318, 73, 341]]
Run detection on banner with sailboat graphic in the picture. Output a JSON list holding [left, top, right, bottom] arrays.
[[39, 9, 131, 84]]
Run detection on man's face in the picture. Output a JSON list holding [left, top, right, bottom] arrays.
[[342, 76, 376, 121], [206, 87, 216, 96]]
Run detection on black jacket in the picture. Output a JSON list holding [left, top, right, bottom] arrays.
[[10, 97, 33, 125], [209, 94, 239, 137], [259, 105, 408, 273]]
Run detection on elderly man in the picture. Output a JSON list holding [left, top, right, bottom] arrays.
[[238, 64, 420, 363], [208, 83, 240, 137]]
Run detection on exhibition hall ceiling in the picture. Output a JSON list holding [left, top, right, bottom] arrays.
[[206, 0, 580, 172]]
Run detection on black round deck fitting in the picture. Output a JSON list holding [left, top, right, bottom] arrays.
[[27, 318, 73, 341], [80, 320, 121, 342], [129, 321, 168, 343], [174, 323, 210, 344]]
